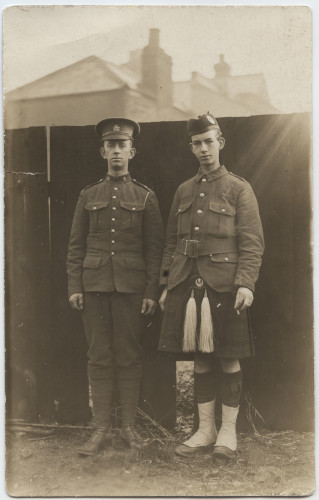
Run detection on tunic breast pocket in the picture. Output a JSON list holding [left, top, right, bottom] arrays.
[[209, 201, 236, 236], [119, 201, 145, 232], [85, 201, 109, 233], [175, 200, 193, 237]]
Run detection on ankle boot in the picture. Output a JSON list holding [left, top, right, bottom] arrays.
[[77, 427, 112, 456], [175, 400, 217, 457], [212, 404, 239, 465], [120, 425, 144, 449]]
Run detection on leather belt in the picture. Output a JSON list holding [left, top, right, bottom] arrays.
[[177, 237, 238, 258]]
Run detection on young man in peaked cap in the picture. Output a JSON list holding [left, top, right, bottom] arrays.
[[67, 117, 164, 455], [159, 112, 264, 465]]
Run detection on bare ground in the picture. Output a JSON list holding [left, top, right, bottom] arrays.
[[6, 363, 315, 497]]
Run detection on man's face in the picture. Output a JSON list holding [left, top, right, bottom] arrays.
[[100, 139, 135, 170], [190, 129, 224, 170]]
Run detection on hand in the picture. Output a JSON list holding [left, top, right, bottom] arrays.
[[69, 293, 84, 311], [141, 298, 156, 316], [159, 287, 168, 312], [234, 287, 253, 314]]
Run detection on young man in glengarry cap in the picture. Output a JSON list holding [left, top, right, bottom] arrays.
[[67, 117, 164, 456], [158, 112, 264, 465]]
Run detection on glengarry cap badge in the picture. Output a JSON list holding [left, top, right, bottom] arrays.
[[206, 115, 216, 125]]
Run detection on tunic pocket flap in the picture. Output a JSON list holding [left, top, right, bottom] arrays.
[[85, 201, 109, 211], [125, 257, 146, 270], [210, 252, 239, 263], [209, 201, 235, 216], [83, 255, 102, 268], [120, 201, 145, 212], [176, 200, 193, 214]]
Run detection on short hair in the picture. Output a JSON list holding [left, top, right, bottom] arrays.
[[190, 128, 223, 144]]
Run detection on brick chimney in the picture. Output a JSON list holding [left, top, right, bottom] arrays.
[[213, 54, 231, 97], [141, 28, 173, 105], [214, 54, 231, 78]]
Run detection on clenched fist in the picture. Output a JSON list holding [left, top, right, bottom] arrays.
[[69, 293, 84, 311]]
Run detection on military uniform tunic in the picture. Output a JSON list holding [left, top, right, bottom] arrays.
[[67, 173, 164, 299], [67, 173, 164, 379], [158, 165, 264, 357]]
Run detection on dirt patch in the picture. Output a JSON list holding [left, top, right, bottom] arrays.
[[6, 362, 315, 497]]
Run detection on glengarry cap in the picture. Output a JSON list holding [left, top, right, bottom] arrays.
[[187, 112, 221, 138]]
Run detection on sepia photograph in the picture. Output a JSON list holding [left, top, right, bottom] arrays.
[[2, 2, 314, 497]]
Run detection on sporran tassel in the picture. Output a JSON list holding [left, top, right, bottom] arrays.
[[183, 289, 197, 352], [199, 289, 214, 353]]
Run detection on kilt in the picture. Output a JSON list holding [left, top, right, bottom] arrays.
[[158, 268, 254, 359]]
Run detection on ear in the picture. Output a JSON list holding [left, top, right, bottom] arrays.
[[189, 142, 195, 154], [100, 145, 107, 159], [218, 137, 225, 150], [129, 147, 136, 160]]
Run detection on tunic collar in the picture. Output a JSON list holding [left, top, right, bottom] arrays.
[[106, 173, 131, 183], [195, 165, 228, 182]]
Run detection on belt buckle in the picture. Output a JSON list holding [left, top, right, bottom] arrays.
[[187, 239, 198, 258]]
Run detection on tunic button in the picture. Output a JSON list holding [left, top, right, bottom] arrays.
[[111, 229, 115, 233], [112, 195, 117, 199], [112, 207, 116, 211], [112, 218, 116, 221], [224, 257, 229, 261], [202, 178, 207, 182], [197, 209, 203, 214], [221, 208, 226, 213], [194, 226, 200, 232], [111, 240, 115, 244], [199, 193, 205, 198], [111, 252, 115, 256], [123, 176, 126, 181], [132, 207, 136, 211], [93, 206, 97, 210], [114, 187, 119, 191]]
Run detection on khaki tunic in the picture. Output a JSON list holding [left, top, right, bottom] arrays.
[[67, 173, 164, 300], [160, 165, 264, 293], [158, 165, 264, 357]]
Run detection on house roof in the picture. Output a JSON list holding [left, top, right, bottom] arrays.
[[173, 70, 278, 116], [6, 50, 277, 116], [173, 81, 252, 118], [6, 56, 139, 100], [223, 73, 270, 102]]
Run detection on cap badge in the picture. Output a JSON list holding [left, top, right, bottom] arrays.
[[113, 124, 120, 132], [206, 115, 216, 125]]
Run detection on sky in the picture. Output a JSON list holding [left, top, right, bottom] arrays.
[[2, 4, 312, 113]]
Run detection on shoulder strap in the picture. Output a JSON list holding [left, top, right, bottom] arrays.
[[229, 171, 247, 183], [132, 178, 151, 191], [82, 178, 104, 191]]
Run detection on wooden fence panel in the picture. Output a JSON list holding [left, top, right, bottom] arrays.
[[5, 114, 312, 430], [5, 128, 51, 421]]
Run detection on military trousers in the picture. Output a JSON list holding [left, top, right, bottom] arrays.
[[81, 291, 146, 381]]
